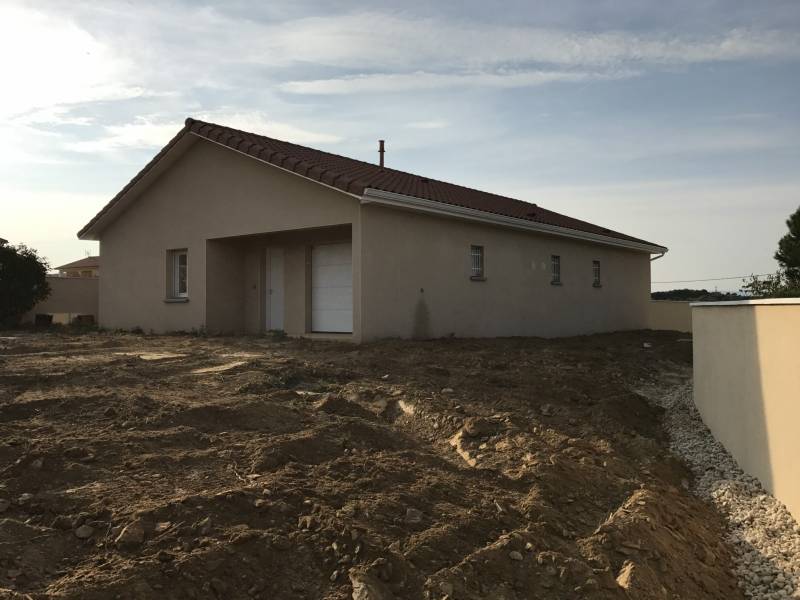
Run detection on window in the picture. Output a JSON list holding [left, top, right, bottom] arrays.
[[593, 260, 601, 287], [169, 249, 188, 298], [551, 255, 561, 284], [470, 245, 485, 279]]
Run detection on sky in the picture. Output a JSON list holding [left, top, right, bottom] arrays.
[[1, 1, 799, 291]]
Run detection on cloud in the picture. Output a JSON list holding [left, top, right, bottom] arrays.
[[406, 120, 449, 130], [0, 5, 147, 120], [279, 69, 637, 94], [194, 111, 343, 144], [20, 6, 800, 99], [13, 106, 95, 127], [261, 15, 799, 94], [0, 120, 79, 166], [261, 14, 800, 71], [66, 118, 182, 153], [711, 112, 772, 122], [67, 111, 342, 153]]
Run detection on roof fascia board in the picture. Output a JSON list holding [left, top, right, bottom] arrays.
[[361, 188, 668, 254], [192, 133, 362, 201]]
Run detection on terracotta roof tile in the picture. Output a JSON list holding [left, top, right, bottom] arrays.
[[79, 118, 665, 249], [56, 256, 99, 271]]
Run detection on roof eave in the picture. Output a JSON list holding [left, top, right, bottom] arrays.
[[361, 188, 668, 254]]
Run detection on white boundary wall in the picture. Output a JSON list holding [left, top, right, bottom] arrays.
[[22, 276, 99, 324], [691, 298, 800, 520]]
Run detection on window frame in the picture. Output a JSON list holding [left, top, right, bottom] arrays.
[[551, 255, 561, 285], [169, 249, 188, 299], [592, 260, 601, 287], [469, 245, 485, 280]]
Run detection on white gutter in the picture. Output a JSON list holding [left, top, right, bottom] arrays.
[[361, 188, 668, 255]]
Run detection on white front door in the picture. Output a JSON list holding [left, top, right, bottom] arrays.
[[311, 242, 353, 333], [266, 248, 284, 331]]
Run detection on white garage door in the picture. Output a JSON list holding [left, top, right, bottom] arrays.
[[312, 242, 353, 333]]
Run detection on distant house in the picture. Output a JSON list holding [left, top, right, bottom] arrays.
[[78, 118, 667, 341], [0, 237, 7, 246], [56, 256, 99, 278]]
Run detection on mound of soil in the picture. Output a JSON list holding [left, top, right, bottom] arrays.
[[0, 330, 742, 599]]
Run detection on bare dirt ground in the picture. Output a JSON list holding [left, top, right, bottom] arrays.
[[0, 330, 744, 600]]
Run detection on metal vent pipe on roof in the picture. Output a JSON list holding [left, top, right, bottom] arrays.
[[378, 140, 385, 167]]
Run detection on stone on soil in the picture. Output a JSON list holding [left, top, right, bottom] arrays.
[[115, 519, 146, 546], [404, 508, 424, 525], [350, 570, 395, 600], [74, 524, 94, 539], [642, 380, 800, 599]]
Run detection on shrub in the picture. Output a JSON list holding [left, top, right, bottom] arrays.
[[0, 244, 50, 327]]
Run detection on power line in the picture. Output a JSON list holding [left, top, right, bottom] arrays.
[[652, 273, 773, 284]]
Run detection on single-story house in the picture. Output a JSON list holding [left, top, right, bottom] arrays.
[[56, 255, 100, 278], [78, 118, 667, 341]]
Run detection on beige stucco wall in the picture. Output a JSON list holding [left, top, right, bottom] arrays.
[[648, 300, 692, 332], [97, 138, 361, 335], [692, 300, 800, 520], [205, 239, 245, 333], [22, 276, 99, 323], [359, 204, 652, 340]]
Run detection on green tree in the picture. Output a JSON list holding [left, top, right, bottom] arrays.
[[742, 206, 800, 298], [740, 271, 791, 298], [0, 244, 51, 327], [775, 205, 800, 286]]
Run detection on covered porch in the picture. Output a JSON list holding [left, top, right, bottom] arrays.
[[204, 224, 358, 340]]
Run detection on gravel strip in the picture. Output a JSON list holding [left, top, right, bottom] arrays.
[[641, 379, 800, 599]]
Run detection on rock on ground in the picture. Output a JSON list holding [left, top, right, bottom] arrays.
[[640, 378, 800, 600]]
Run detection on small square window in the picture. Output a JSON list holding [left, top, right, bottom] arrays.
[[593, 260, 601, 287], [470, 245, 484, 279], [168, 249, 188, 298], [551, 255, 561, 284]]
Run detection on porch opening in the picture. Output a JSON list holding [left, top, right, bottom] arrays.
[[205, 224, 353, 336]]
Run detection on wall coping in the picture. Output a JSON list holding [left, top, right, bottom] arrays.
[[691, 298, 800, 307]]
